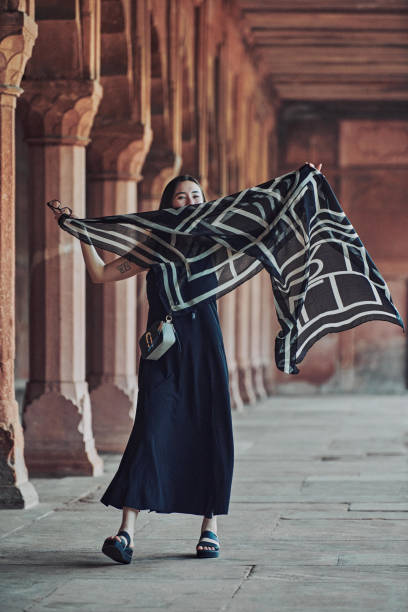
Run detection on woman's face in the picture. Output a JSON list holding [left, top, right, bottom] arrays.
[[171, 180, 204, 208]]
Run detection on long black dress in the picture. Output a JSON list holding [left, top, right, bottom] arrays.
[[100, 258, 234, 518]]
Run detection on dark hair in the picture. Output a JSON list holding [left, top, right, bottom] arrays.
[[159, 174, 205, 210]]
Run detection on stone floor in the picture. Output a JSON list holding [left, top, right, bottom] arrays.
[[1, 394, 408, 612]]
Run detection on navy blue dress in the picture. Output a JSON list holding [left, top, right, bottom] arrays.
[[100, 259, 234, 518]]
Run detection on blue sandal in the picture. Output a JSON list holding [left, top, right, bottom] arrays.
[[196, 530, 220, 559], [102, 530, 133, 564]]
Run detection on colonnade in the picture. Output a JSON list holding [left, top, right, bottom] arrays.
[[0, 0, 279, 508]]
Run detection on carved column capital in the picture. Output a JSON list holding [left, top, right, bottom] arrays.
[[87, 123, 153, 181], [0, 10, 37, 98], [20, 79, 103, 145]]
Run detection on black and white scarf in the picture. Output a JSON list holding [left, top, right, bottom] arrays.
[[58, 164, 404, 374]]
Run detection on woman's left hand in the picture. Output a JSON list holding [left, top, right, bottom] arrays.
[[305, 161, 322, 172]]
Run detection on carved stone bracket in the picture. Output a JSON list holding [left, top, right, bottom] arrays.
[[87, 122, 153, 180], [141, 148, 182, 203], [20, 79, 103, 144], [0, 10, 37, 96]]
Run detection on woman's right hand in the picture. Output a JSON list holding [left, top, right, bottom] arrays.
[[47, 198, 145, 282]]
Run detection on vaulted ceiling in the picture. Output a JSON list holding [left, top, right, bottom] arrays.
[[234, 0, 408, 101]]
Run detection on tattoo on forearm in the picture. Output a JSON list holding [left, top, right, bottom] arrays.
[[117, 261, 131, 274]]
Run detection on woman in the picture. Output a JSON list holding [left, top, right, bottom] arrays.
[[51, 174, 234, 563], [51, 163, 323, 564]]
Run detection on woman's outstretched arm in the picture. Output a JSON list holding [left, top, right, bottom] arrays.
[[79, 241, 145, 283], [52, 208, 145, 283]]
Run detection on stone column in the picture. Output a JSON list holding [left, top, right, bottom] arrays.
[[21, 80, 104, 476], [233, 99, 256, 407], [235, 283, 257, 406], [86, 126, 152, 451], [137, 152, 182, 365], [218, 293, 243, 411], [0, 9, 39, 508], [262, 122, 278, 395], [217, 150, 242, 409], [250, 273, 267, 400], [260, 270, 276, 395], [248, 118, 267, 400]]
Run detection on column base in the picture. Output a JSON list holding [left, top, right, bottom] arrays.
[[0, 479, 39, 509], [252, 364, 267, 400], [89, 378, 137, 452], [23, 382, 103, 477], [0, 403, 39, 509], [228, 366, 244, 412], [262, 362, 276, 396], [238, 366, 257, 406]]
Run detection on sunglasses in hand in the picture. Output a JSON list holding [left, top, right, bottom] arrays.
[[46, 199, 73, 217]]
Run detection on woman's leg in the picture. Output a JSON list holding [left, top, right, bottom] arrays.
[[107, 506, 139, 548], [197, 515, 218, 551]]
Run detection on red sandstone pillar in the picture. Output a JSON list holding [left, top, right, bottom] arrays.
[[263, 122, 278, 394], [86, 128, 152, 451], [215, 136, 242, 409], [137, 154, 182, 365], [250, 273, 267, 400], [235, 282, 257, 405], [218, 293, 243, 411], [260, 270, 276, 395], [0, 9, 39, 508], [21, 80, 104, 476]]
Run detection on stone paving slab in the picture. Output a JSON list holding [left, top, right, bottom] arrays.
[[29, 577, 245, 612], [0, 394, 407, 611], [272, 517, 408, 539], [350, 502, 408, 511], [235, 455, 408, 469], [224, 567, 408, 612], [299, 480, 408, 501], [305, 473, 407, 481], [282, 511, 408, 519], [328, 438, 406, 452], [230, 481, 408, 502]]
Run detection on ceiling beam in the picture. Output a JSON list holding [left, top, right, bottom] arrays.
[[272, 79, 408, 101], [243, 12, 408, 30], [238, 1, 408, 12], [234, 2, 408, 102], [251, 30, 408, 46]]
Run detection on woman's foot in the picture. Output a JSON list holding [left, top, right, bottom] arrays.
[[105, 531, 134, 548], [105, 506, 139, 548], [102, 530, 134, 564], [196, 530, 220, 559], [197, 516, 218, 553]]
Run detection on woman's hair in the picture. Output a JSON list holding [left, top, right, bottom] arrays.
[[159, 174, 205, 210]]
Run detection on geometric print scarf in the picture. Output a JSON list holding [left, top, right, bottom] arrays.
[[58, 164, 404, 374]]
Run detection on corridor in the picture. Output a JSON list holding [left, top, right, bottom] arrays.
[[1, 394, 407, 611]]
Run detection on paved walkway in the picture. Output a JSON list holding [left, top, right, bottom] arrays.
[[1, 395, 408, 611]]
